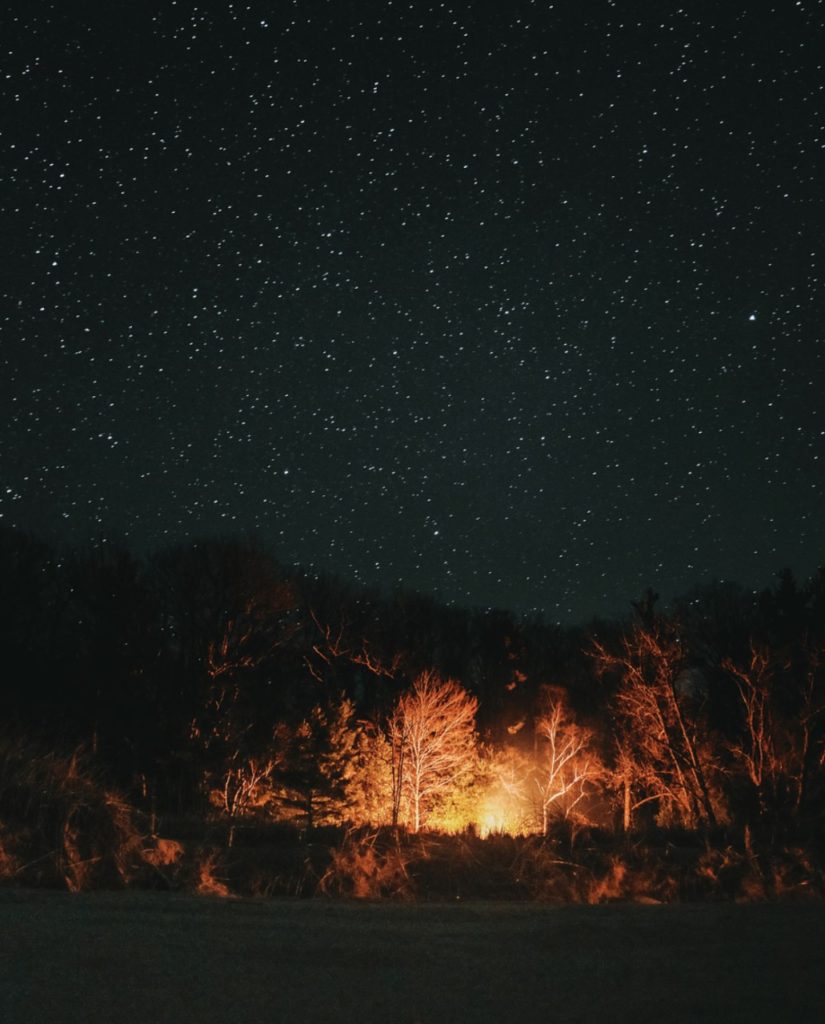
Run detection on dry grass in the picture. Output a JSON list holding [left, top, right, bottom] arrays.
[[193, 849, 232, 897]]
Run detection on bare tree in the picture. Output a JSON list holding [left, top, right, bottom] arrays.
[[723, 643, 825, 821], [532, 695, 598, 833], [592, 623, 720, 831], [305, 611, 402, 684], [220, 754, 277, 819], [723, 645, 775, 814], [795, 646, 825, 813], [388, 671, 478, 832]]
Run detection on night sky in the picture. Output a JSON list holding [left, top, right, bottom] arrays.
[[3, 2, 824, 623]]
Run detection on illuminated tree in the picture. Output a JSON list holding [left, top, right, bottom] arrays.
[[592, 622, 720, 831], [723, 643, 825, 823], [388, 671, 478, 832], [532, 692, 599, 833], [218, 754, 277, 818], [277, 696, 360, 828], [723, 645, 776, 815], [331, 719, 395, 826]]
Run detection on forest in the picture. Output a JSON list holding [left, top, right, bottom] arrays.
[[1, 525, 823, 901]]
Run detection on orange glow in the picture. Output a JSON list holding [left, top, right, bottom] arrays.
[[478, 798, 516, 838]]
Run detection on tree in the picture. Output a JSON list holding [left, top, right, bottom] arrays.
[[532, 690, 598, 833], [592, 622, 720, 831], [346, 721, 395, 826], [217, 753, 277, 820], [150, 538, 299, 814], [723, 643, 825, 826], [723, 645, 776, 819], [387, 671, 478, 832], [277, 696, 360, 828]]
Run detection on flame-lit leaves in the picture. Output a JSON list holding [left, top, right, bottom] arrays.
[[346, 721, 394, 827]]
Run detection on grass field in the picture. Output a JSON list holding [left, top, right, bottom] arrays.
[[1, 890, 823, 1023]]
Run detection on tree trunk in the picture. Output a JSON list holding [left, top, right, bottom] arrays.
[[390, 720, 404, 829], [623, 773, 632, 833], [667, 683, 718, 830]]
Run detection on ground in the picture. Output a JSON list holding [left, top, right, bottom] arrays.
[[1, 891, 822, 1023]]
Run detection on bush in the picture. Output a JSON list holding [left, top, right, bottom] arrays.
[[318, 828, 414, 899], [0, 738, 146, 890]]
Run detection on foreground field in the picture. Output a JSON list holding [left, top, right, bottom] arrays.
[[1, 891, 822, 1024]]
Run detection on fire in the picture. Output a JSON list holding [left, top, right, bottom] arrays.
[[478, 794, 524, 838]]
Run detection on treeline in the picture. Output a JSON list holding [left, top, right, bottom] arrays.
[[1, 526, 824, 855]]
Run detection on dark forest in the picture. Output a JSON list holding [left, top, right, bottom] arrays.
[[1, 525, 823, 901]]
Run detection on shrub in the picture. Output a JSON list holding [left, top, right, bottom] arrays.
[[0, 825, 22, 881], [0, 738, 145, 890], [192, 848, 232, 897], [318, 828, 413, 899]]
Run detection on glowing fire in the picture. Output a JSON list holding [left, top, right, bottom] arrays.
[[478, 794, 525, 838]]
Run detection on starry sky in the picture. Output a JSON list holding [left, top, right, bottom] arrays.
[[3, 1, 824, 623]]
